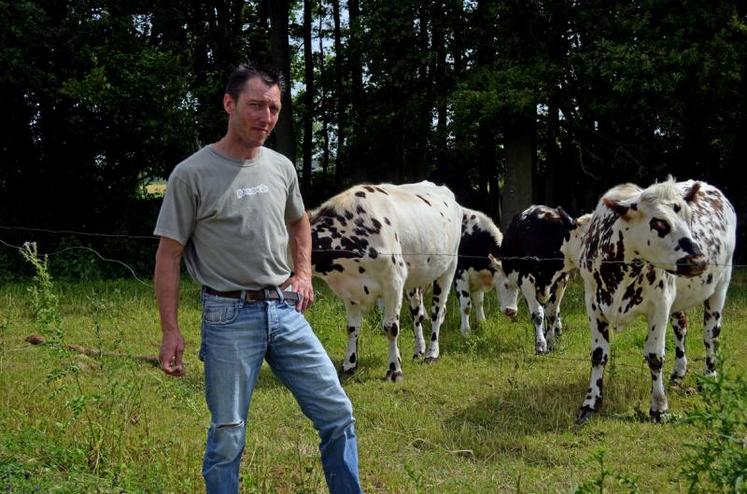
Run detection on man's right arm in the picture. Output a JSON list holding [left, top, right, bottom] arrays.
[[154, 236, 186, 377]]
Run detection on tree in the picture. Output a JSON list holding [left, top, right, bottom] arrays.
[[269, 0, 296, 163]]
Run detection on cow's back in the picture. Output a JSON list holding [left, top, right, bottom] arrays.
[[379, 182, 462, 288], [311, 181, 462, 294], [502, 205, 569, 293]]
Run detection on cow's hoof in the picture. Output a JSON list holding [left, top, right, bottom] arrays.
[[649, 409, 669, 423], [424, 356, 439, 364], [340, 366, 357, 376], [535, 346, 549, 355], [576, 406, 596, 425], [412, 352, 424, 361], [669, 372, 686, 384], [385, 370, 403, 383]]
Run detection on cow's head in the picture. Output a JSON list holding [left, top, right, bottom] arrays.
[[601, 179, 706, 277], [488, 254, 519, 318]]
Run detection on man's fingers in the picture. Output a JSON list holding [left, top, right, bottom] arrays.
[[160, 354, 185, 377]]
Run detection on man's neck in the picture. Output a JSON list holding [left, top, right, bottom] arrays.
[[212, 137, 261, 161]]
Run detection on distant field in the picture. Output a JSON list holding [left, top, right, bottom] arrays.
[[1, 269, 745, 492], [144, 181, 166, 197]]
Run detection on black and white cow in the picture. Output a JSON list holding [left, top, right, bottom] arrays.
[[577, 178, 736, 423], [310, 181, 463, 382], [493, 205, 591, 354], [452, 208, 510, 334]]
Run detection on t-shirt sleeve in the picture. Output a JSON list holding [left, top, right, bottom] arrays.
[[284, 170, 305, 224], [153, 172, 196, 245]]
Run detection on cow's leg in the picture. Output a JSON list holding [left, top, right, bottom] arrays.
[[522, 283, 547, 354], [472, 289, 486, 325], [577, 306, 610, 423], [454, 269, 472, 335], [670, 311, 688, 382], [408, 287, 426, 361], [546, 273, 569, 344], [645, 309, 670, 422], [341, 305, 364, 375], [381, 283, 405, 383], [704, 278, 729, 376], [425, 269, 456, 362]]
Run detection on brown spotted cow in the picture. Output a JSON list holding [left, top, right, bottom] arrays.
[[492, 205, 592, 354], [310, 181, 463, 382], [577, 178, 736, 423], [453, 208, 510, 334]]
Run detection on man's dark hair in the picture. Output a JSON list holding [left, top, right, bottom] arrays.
[[225, 63, 285, 100]]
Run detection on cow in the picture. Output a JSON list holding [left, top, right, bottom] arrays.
[[576, 178, 736, 423], [452, 208, 510, 334], [491, 205, 592, 354], [309, 181, 463, 382]]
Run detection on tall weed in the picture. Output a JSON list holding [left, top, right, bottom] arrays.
[[681, 358, 747, 493], [20, 242, 147, 483]]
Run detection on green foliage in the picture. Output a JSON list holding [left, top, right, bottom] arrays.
[[574, 450, 641, 494], [13, 250, 150, 486], [20, 242, 62, 343], [681, 359, 747, 493]]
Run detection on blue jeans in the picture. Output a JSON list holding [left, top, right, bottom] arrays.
[[198, 290, 363, 494]]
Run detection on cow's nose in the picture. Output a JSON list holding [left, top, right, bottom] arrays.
[[504, 307, 517, 318], [676, 254, 707, 277], [677, 237, 701, 257]]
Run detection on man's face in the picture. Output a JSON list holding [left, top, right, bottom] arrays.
[[225, 77, 282, 149]]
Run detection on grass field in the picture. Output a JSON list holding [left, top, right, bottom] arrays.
[[1, 267, 746, 493]]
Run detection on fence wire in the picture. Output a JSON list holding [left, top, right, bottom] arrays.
[[1, 224, 745, 287]]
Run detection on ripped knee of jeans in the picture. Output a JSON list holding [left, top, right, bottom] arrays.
[[214, 420, 244, 430]]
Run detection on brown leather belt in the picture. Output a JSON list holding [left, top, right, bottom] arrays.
[[204, 287, 301, 304]]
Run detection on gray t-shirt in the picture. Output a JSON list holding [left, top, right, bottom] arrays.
[[154, 145, 305, 291]]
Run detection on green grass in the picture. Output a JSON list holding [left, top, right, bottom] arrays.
[[1, 269, 746, 493]]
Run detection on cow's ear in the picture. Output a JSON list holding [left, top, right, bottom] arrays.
[[602, 197, 632, 219], [556, 206, 576, 229], [683, 182, 701, 203]]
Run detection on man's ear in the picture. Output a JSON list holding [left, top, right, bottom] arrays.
[[223, 93, 235, 115]]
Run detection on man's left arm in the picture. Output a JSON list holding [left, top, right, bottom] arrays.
[[285, 211, 314, 312]]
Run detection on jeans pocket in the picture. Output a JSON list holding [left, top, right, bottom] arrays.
[[202, 303, 240, 325]]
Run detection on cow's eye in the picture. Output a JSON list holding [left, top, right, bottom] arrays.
[[649, 218, 671, 237]]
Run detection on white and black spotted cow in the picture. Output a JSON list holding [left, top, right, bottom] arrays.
[[577, 178, 736, 423], [452, 208, 510, 334], [310, 181, 463, 382], [494, 205, 591, 354]]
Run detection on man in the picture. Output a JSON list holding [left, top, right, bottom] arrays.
[[154, 63, 363, 494]]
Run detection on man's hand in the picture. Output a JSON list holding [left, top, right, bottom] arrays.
[[284, 273, 314, 312], [286, 212, 314, 312], [159, 329, 185, 377]]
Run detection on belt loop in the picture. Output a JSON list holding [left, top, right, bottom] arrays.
[[272, 286, 284, 302], [240, 290, 247, 304]]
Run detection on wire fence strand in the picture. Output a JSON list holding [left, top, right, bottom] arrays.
[[1, 224, 746, 288]]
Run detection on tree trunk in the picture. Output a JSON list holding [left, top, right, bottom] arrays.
[[332, 0, 347, 184], [318, 3, 330, 190], [269, 0, 296, 163], [347, 0, 364, 180], [501, 113, 536, 230], [543, 96, 560, 207], [302, 0, 315, 195], [477, 117, 498, 217]]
